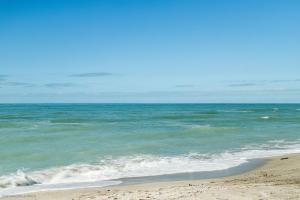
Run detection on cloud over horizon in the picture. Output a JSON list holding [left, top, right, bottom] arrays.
[[227, 79, 300, 87], [71, 72, 115, 77], [0, 75, 8, 81], [44, 83, 76, 88], [2, 87, 300, 103], [0, 81, 36, 87], [228, 83, 259, 87]]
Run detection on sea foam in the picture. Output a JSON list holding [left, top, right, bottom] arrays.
[[1, 140, 300, 197], [260, 116, 271, 119]]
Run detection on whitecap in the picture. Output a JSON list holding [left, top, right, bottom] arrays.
[[260, 116, 270, 119], [184, 124, 237, 132]]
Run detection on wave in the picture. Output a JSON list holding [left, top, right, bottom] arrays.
[[1, 139, 300, 196], [260, 116, 271, 119], [184, 124, 237, 132], [50, 119, 87, 124], [217, 110, 254, 113], [0, 122, 19, 128], [152, 112, 218, 121]]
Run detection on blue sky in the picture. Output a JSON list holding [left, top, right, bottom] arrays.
[[0, 0, 300, 103]]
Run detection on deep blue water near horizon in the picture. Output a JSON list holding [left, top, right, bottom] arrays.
[[0, 103, 300, 195]]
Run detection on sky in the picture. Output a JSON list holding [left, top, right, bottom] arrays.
[[0, 0, 300, 103]]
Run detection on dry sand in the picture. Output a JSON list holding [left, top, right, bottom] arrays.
[[2, 154, 300, 200]]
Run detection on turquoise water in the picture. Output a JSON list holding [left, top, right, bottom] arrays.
[[0, 104, 300, 194]]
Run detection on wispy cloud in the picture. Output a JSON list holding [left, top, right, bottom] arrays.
[[0, 81, 36, 87], [2, 87, 300, 103], [268, 79, 300, 83], [0, 75, 36, 87], [71, 72, 114, 77], [0, 75, 8, 81], [228, 79, 300, 87], [44, 83, 76, 88]]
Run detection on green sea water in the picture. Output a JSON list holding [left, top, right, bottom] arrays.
[[0, 104, 300, 195]]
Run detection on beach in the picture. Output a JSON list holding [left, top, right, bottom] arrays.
[[2, 0, 300, 198], [2, 153, 299, 200]]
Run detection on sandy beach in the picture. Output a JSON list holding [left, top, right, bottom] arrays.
[[2, 153, 300, 200]]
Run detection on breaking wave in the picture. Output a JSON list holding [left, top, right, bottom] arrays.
[[1, 140, 300, 196]]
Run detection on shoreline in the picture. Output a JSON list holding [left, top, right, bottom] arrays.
[[1, 153, 300, 200], [0, 156, 265, 197]]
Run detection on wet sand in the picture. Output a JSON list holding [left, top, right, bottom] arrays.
[[2, 153, 300, 200]]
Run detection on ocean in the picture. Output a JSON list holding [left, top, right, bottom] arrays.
[[0, 104, 300, 196]]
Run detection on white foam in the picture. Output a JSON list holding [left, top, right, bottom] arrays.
[[184, 124, 237, 131], [1, 139, 300, 197], [186, 124, 214, 130], [0, 180, 121, 197], [260, 116, 270, 119]]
